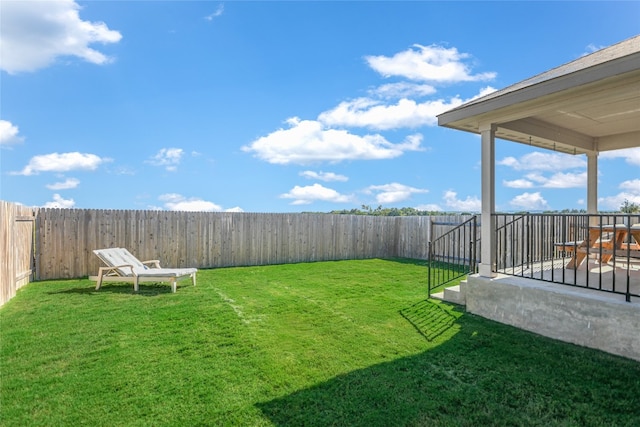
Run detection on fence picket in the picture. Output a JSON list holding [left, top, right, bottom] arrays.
[[2, 202, 476, 300]]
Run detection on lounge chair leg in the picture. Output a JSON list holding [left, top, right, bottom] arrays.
[[96, 272, 103, 290], [192, 273, 196, 287], [134, 277, 139, 292], [171, 279, 177, 293]]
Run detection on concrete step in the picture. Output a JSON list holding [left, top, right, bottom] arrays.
[[431, 280, 467, 305], [430, 291, 445, 300]]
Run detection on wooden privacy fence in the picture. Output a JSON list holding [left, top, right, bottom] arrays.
[[1, 201, 37, 306], [36, 209, 471, 280], [1, 200, 474, 304]]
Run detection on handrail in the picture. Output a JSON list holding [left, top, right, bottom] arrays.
[[495, 213, 528, 232], [493, 213, 640, 302], [428, 216, 479, 298]]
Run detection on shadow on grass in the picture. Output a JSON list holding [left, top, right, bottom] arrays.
[[49, 282, 174, 297], [399, 299, 461, 342], [257, 300, 640, 427], [388, 257, 428, 267]]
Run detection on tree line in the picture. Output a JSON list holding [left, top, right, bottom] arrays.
[[322, 200, 639, 216]]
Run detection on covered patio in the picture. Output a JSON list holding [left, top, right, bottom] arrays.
[[437, 35, 640, 361]]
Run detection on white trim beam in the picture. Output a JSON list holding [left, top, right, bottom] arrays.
[[597, 131, 640, 151], [498, 118, 596, 153]]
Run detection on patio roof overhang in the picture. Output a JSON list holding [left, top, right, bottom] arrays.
[[437, 35, 640, 278], [437, 35, 640, 155]]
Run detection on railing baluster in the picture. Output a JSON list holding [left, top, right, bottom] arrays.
[[427, 216, 480, 293], [491, 213, 638, 302]]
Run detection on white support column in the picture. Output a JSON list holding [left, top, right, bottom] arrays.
[[479, 124, 497, 277], [587, 152, 598, 215]]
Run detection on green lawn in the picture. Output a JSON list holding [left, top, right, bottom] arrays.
[[1, 259, 639, 426]]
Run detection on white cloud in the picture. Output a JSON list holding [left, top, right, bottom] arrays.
[[620, 179, 640, 192], [112, 166, 136, 175], [205, 4, 225, 21], [504, 171, 587, 189], [526, 171, 587, 189], [0, 120, 25, 147], [0, 0, 122, 74], [43, 194, 75, 208], [318, 96, 464, 130], [600, 147, 640, 166], [158, 193, 223, 212], [498, 157, 519, 168], [500, 153, 587, 204], [225, 206, 244, 213], [242, 117, 423, 165], [503, 178, 534, 189], [300, 170, 348, 182], [365, 44, 496, 83], [509, 192, 549, 211], [415, 203, 443, 212], [147, 148, 184, 171], [364, 183, 428, 204], [598, 179, 640, 210], [468, 86, 499, 101], [584, 44, 604, 56], [599, 192, 640, 211], [498, 152, 586, 171], [46, 178, 80, 190], [246, 43, 497, 162], [14, 152, 109, 176], [369, 82, 437, 99], [318, 85, 496, 131], [280, 183, 353, 205], [443, 190, 481, 212]]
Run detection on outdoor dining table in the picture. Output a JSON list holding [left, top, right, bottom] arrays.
[[565, 224, 640, 269]]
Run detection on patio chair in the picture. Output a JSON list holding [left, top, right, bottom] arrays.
[[90, 248, 197, 293]]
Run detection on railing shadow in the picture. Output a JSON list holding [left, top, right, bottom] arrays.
[[399, 299, 461, 342], [256, 299, 640, 427]]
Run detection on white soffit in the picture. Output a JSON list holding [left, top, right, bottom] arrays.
[[437, 36, 640, 155]]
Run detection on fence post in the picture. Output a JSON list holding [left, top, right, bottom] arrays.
[[427, 241, 432, 298]]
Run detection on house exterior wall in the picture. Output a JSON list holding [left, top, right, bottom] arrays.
[[464, 274, 640, 362]]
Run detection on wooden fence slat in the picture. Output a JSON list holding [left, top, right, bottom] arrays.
[[4, 202, 475, 285], [1, 201, 37, 306]]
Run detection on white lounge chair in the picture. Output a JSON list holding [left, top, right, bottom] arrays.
[[90, 248, 197, 293]]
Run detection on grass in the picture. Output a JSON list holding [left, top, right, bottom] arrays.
[[1, 258, 639, 426]]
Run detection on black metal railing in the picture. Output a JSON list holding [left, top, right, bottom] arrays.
[[427, 216, 479, 297], [494, 213, 640, 302]]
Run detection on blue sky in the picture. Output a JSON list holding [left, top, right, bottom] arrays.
[[1, 1, 639, 213]]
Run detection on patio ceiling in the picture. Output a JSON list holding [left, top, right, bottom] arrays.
[[437, 35, 640, 156]]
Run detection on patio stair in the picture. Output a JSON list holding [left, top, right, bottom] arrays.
[[431, 280, 467, 305]]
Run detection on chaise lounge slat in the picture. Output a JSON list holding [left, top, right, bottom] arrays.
[[90, 248, 197, 293]]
